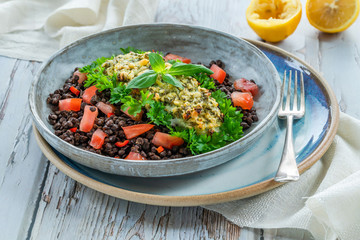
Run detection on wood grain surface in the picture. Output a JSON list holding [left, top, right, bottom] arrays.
[[0, 0, 359, 239]]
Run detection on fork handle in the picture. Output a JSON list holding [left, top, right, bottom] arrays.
[[274, 115, 300, 182]]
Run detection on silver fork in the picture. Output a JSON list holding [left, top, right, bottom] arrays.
[[274, 70, 305, 182]]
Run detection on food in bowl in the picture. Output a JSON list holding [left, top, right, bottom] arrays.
[[46, 47, 260, 160]]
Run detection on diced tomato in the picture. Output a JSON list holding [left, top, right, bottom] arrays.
[[164, 53, 191, 64], [115, 140, 129, 147], [121, 107, 143, 121], [73, 70, 87, 84], [151, 132, 184, 150], [89, 129, 107, 150], [234, 78, 259, 96], [125, 152, 146, 160], [96, 102, 115, 118], [210, 64, 226, 84], [82, 85, 98, 104], [69, 86, 80, 96], [58, 98, 82, 112], [79, 105, 98, 132], [114, 156, 120, 159], [69, 127, 77, 133], [231, 92, 254, 110], [122, 124, 154, 140], [156, 146, 165, 153]]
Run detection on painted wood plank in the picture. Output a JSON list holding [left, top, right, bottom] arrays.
[[0, 57, 49, 240], [30, 164, 248, 240], [317, 25, 360, 119]]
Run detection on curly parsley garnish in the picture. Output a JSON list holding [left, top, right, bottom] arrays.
[[193, 72, 216, 90]]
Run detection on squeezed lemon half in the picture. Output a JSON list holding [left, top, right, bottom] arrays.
[[246, 0, 302, 42], [306, 0, 360, 33]]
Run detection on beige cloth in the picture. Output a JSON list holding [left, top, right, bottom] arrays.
[[205, 112, 360, 240], [0, 0, 158, 61]]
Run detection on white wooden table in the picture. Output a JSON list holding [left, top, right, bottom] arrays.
[[1, 0, 359, 239]]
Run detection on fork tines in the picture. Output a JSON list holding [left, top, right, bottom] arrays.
[[278, 70, 305, 119]]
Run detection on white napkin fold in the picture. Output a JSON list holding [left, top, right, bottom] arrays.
[[0, 0, 158, 61], [204, 112, 360, 240]]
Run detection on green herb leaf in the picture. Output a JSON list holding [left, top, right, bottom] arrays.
[[162, 73, 184, 89], [193, 73, 216, 90], [171, 129, 190, 141], [109, 82, 131, 104], [120, 96, 142, 116], [120, 47, 145, 54], [147, 101, 172, 127], [95, 74, 115, 91], [166, 59, 182, 65], [149, 52, 166, 73], [170, 128, 218, 155], [80, 56, 115, 89], [140, 90, 154, 106], [167, 62, 214, 76], [126, 70, 158, 89], [211, 90, 228, 104], [212, 89, 244, 141]]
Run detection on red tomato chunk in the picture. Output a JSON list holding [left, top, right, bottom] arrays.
[[82, 85, 98, 104], [58, 98, 82, 112], [79, 105, 98, 132], [164, 53, 191, 64], [115, 140, 129, 147], [234, 78, 259, 96], [73, 70, 87, 84], [156, 146, 165, 153], [122, 124, 154, 140], [231, 92, 254, 110], [69, 127, 77, 133], [90, 129, 107, 150], [151, 132, 184, 150], [125, 152, 146, 160], [121, 107, 143, 121], [69, 86, 80, 96], [96, 102, 115, 118], [210, 64, 226, 84]]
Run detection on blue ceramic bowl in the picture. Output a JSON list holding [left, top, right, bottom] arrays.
[[29, 24, 281, 177]]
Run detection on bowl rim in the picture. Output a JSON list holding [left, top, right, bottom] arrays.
[[29, 23, 281, 166]]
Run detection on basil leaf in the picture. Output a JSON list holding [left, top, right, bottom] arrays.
[[149, 52, 165, 73], [126, 70, 158, 89], [167, 62, 214, 76], [162, 73, 184, 89]]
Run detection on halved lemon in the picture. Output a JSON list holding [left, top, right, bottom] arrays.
[[246, 0, 302, 42], [306, 0, 360, 33]]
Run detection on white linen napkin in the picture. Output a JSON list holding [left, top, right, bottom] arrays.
[[204, 112, 360, 240], [0, 0, 158, 61]]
